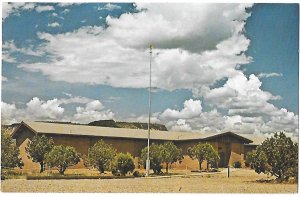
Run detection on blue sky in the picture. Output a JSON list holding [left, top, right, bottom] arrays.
[[244, 4, 298, 113], [1, 3, 299, 136]]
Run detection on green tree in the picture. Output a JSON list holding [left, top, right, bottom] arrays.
[[161, 141, 183, 173], [1, 129, 24, 169], [45, 145, 80, 175], [25, 135, 54, 173], [247, 132, 298, 182], [112, 152, 135, 176], [187, 143, 205, 171], [248, 149, 269, 174], [205, 145, 219, 170], [245, 150, 256, 168], [188, 143, 219, 171], [140, 143, 163, 175], [85, 140, 116, 174]]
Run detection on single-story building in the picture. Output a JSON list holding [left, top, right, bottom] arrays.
[[12, 121, 263, 171]]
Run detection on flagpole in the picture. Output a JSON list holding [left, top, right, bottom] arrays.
[[146, 44, 152, 177]]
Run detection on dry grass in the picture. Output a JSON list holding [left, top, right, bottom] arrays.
[[1, 168, 298, 193]]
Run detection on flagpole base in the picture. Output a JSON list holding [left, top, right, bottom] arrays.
[[146, 159, 150, 176]]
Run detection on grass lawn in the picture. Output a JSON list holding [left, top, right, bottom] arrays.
[[1, 168, 298, 193]]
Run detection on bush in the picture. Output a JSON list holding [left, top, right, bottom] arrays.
[[112, 169, 121, 176], [161, 141, 183, 173], [26, 175, 100, 180], [140, 143, 163, 175], [45, 145, 80, 175], [187, 143, 219, 171], [112, 153, 135, 176], [84, 140, 116, 174], [245, 150, 256, 168], [247, 132, 298, 182], [133, 170, 141, 177], [26, 175, 136, 180], [209, 168, 220, 172], [233, 161, 242, 168], [1, 129, 24, 169]]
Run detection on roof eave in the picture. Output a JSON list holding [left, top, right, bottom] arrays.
[[202, 131, 253, 144], [11, 121, 38, 138]]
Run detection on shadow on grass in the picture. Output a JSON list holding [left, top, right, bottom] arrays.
[[245, 178, 297, 185], [26, 174, 136, 180]]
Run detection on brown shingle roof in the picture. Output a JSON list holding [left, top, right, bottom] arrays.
[[13, 121, 279, 145], [18, 121, 204, 141]]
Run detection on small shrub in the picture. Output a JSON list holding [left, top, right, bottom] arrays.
[[133, 170, 141, 177], [112, 153, 135, 176], [1, 170, 26, 180], [45, 145, 80, 175], [84, 140, 116, 174], [233, 161, 242, 168], [161, 141, 183, 173], [245, 150, 256, 168], [140, 143, 163, 175], [187, 143, 219, 171], [112, 169, 122, 176], [209, 168, 219, 172]]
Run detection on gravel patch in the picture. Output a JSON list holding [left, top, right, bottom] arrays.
[[1, 169, 297, 193]]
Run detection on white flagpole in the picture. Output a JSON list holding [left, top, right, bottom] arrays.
[[146, 44, 152, 177]]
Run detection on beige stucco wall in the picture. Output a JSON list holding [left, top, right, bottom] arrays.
[[12, 124, 40, 171], [13, 126, 248, 171], [175, 140, 246, 169], [229, 142, 245, 167], [19, 138, 40, 170]]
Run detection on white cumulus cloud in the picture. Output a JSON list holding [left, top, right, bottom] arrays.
[[98, 3, 121, 11], [204, 73, 282, 117], [3, 40, 45, 57], [160, 99, 202, 120], [157, 97, 298, 135], [1, 96, 114, 125], [3, 3, 298, 136], [35, 5, 55, 13], [17, 4, 253, 92], [25, 97, 64, 119], [2, 2, 35, 20], [47, 22, 60, 28], [73, 100, 114, 124], [57, 3, 81, 7], [258, 72, 283, 78], [170, 119, 192, 132], [1, 97, 64, 124]]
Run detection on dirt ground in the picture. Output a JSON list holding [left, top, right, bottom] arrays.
[[1, 168, 298, 193]]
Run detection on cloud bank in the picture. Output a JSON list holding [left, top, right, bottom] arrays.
[[1, 96, 114, 125], [2, 2, 55, 20], [15, 3, 252, 92], [2, 3, 298, 135]]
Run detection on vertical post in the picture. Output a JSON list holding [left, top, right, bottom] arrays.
[[227, 165, 230, 178], [146, 44, 153, 177], [185, 165, 187, 176]]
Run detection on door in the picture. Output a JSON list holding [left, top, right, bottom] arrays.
[[219, 152, 225, 167]]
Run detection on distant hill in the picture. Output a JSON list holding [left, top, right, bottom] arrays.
[[88, 120, 168, 131], [2, 119, 168, 132], [36, 121, 84, 125]]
